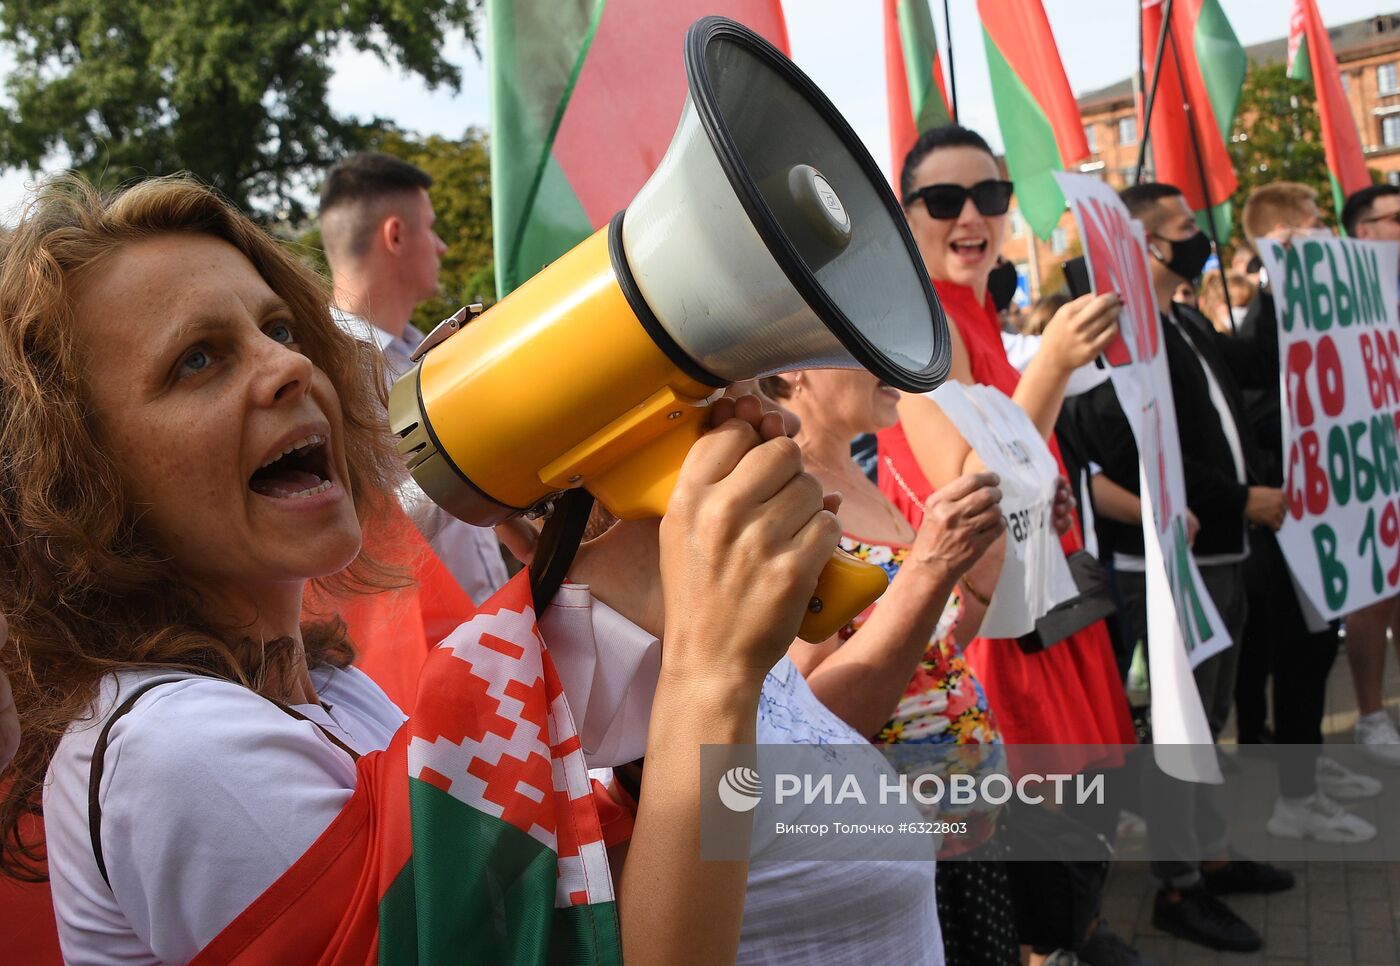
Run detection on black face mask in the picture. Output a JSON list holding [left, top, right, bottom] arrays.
[[1155, 230, 1213, 283], [988, 259, 1019, 312]]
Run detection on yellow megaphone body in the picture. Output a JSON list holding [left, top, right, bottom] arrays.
[[389, 17, 949, 641]]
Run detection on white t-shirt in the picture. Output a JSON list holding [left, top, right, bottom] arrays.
[[44, 665, 405, 965], [739, 658, 944, 966]]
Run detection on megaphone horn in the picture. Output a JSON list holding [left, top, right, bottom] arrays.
[[390, 16, 950, 642]]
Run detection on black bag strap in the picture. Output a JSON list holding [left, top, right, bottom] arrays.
[[88, 676, 361, 891], [528, 488, 596, 614]]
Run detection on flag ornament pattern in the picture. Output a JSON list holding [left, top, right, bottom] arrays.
[[1288, 0, 1370, 222], [885, 0, 953, 184], [978, 0, 1090, 240], [406, 597, 618, 914], [192, 570, 623, 965], [1139, 0, 1244, 238]]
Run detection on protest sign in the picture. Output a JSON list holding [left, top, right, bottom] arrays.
[[1258, 236, 1400, 620], [1057, 173, 1225, 769], [931, 381, 1077, 637]]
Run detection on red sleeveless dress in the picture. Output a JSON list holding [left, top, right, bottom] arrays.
[[878, 280, 1134, 748]]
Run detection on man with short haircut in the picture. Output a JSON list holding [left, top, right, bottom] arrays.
[[319, 152, 508, 604], [1077, 181, 1299, 953], [1342, 183, 1400, 241]]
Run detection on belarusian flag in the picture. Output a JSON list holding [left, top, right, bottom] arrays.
[[978, 0, 1090, 240], [1288, 0, 1369, 222], [488, 1, 789, 297], [191, 570, 629, 964], [885, 0, 953, 183], [1139, 0, 1245, 238]]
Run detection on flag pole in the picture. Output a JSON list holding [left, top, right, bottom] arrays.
[[1136, 0, 1146, 168], [1135, 0, 1175, 186], [943, 0, 958, 121], [1165, 11, 1236, 334]]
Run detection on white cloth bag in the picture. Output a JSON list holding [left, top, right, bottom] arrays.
[[930, 382, 1076, 637]]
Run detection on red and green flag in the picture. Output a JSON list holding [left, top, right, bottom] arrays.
[[1139, 0, 1245, 238], [488, 0, 789, 297], [191, 570, 631, 964], [978, 0, 1090, 240], [884, 0, 953, 185], [1289, 0, 1370, 223]]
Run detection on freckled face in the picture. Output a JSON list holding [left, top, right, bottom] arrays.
[[71, 234, 362, 600]]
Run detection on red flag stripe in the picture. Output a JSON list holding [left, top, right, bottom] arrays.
[[884, 0, 919, 186], [979, 0, 1089, 167], [1140, 0, 1237, 210], [551, 1, 789, 229], [1296, 0, 1369, 199]]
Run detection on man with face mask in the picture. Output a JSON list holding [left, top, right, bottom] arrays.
[[1074, 182, 1300, 953]]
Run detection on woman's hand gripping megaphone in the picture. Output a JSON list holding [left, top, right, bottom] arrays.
[[498, 394, 842, 655]]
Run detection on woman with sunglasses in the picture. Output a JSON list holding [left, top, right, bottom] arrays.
[[881, 126, 1140, 964]]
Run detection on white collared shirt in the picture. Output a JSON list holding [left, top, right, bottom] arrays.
[[334, 308, 509, 605]]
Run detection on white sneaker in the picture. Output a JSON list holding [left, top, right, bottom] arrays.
[[1266, 793, 1376, 844], [1316, 756, 1383, 800], [1354, 711, 1400, 767]]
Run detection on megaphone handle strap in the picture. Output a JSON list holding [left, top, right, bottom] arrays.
[[528, 487, 596, 614]]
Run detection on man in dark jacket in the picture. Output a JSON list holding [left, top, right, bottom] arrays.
[[1076, 182, 1293, 954]]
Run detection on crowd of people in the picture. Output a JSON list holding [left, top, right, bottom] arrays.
[[0, 123, 1396, 966]]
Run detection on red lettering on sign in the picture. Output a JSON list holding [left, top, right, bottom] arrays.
[[1362, 332, 1386, 409], [1301, 429, 1329, 516], [1287, 341, 1315, 429], [1317, 335, 1346, 418], [1077, 198, 1159, 367]]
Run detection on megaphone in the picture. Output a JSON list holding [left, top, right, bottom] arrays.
[[390, 16, 949, 642]]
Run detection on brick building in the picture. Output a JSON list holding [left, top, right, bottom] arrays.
[[1007, 11, 1400, 302]]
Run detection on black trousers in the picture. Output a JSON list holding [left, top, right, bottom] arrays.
[[1237, 528, 1340, 797]]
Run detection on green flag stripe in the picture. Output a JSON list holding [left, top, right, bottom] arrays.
[[901, 1, 935, 122], [983, 28, 1065, 240], [1330, 171, 1346, 229], [1195, 200, 1233, 254], [1288, 33, 1313, 84], [505, 0, 605, 292], [510, 155, 594, 289], [378, 777, 620, 965], [1192, 0, 1246, 144]]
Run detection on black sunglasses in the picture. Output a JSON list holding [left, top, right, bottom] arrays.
[[903, 180, 1014, 220]]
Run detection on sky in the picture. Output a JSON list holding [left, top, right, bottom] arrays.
[[0, 0, 1390, 219]]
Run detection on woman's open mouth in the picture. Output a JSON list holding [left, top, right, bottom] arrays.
[[949, 239, 989, 257], [249, 434, 334, 500]]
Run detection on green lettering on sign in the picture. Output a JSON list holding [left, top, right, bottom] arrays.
[[1305, 241, 1332, 331], [1314, 523, 1348, 611], [1327, 246, 1354, 328], [1283, 243, 1307, 333]]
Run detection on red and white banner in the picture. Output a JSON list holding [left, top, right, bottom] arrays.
[[1057, 173, 1225, 769]]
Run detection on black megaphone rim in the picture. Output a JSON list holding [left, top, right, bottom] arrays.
[[682, 15, 950, 394]]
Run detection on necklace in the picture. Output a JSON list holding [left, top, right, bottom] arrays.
[[805, 451, 913, 543]]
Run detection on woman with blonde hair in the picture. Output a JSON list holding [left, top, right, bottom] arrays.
[[0, 174, 838, 965]]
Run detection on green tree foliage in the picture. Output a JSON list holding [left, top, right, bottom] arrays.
[[1227, 61, 1331, 246], [296, 127, 495, 334], [0, 0, 480, 219]]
